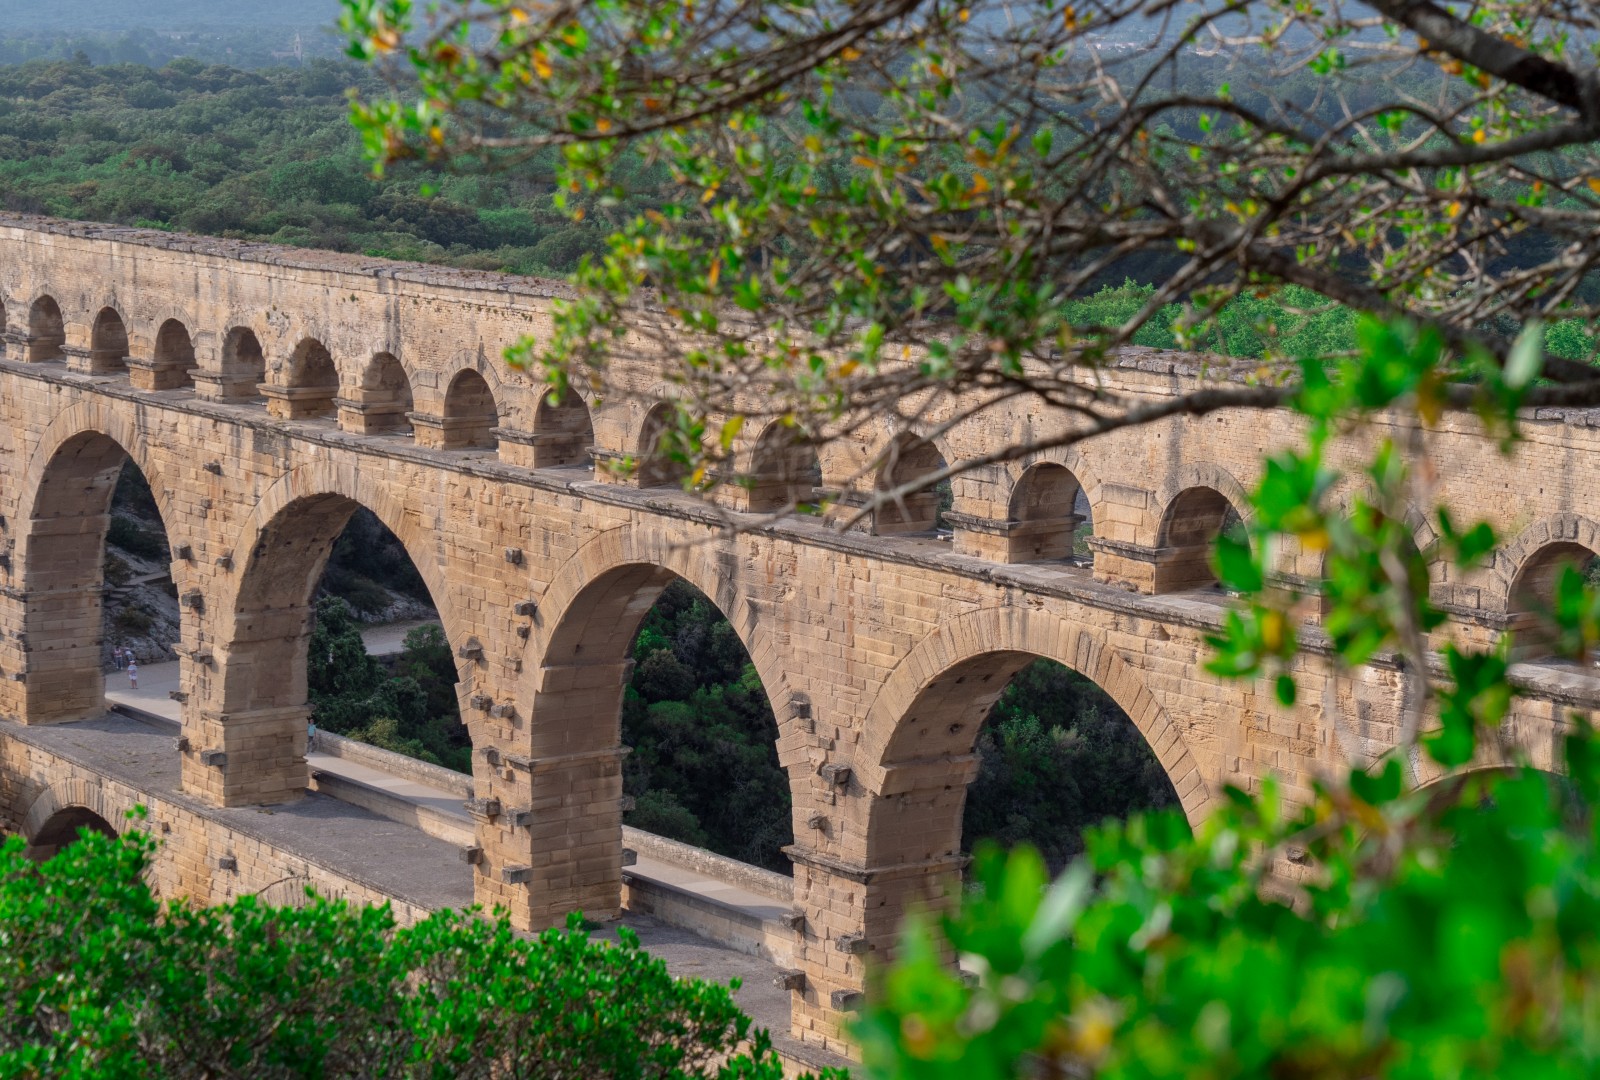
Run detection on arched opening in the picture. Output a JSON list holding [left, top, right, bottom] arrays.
[[22, 434, 177, 725], [28, 295, 65, 361], [221, 492, 465, 804], [871, 652, 1184, 876], [89, 307, 130, 373], [351, 352, 414, 435], [153, 319, 197, 389], [531, 563, 793, 898], [276, 337, 339, 419], [532, 389, 594, 468], [25, 806, 116, 862], [219, 326, 266, 400], [1007, 463, 1092, 563], [637, 402, 689, 488], [874, 433, 949, 536], [1508, 541, 1598, 661], [746, 421, 822, 513], [1155, 485, 1248, 593], [441, 370, 499, 450], [622, 579, 793, 872]]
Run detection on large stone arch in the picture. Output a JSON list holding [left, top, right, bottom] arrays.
[[9, 403, 186, 724], [857, 605, 1211, 860], [525, 522, 790, 755], [16, 401, 181, 535], [502, 523, 794, 925], [198, 460, 474, 806], [226, 460, 462, 641]]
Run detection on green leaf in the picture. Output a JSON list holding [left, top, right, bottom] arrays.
[[1504, 319, 1544, 390]]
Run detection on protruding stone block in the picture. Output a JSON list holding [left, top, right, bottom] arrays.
[[819, 762, 852, 787], [830, 989, 863, 1012], [834, 932, 868, 955], [464, 797, 502, 822]]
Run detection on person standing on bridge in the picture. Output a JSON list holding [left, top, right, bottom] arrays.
[[112, 645, 123, 670], [126, 658, 138, 690]]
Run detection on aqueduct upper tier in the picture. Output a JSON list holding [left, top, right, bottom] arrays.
[[1, 214, 1597, 1050]]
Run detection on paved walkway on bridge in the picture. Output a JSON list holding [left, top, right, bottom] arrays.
[[101, 639, 842, 1073]]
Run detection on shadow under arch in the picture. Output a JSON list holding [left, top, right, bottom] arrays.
[[441, 368, 500, 450], [1154, 482, 1252, 593], [1005, 461, 1093, 563], [15, 410, 181, 724], [25, 805, 117, 862], [532, 388, 594, 468], [874, 431, 948, 535], [89, 305, 130, 374], [857, 607, 1210, 870], [743, 419, 822, 513], [214, 465, 472, 805], [27, 294, 65, 361]]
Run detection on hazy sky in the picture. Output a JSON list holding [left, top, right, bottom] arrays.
[[0, 0, 342, 30]]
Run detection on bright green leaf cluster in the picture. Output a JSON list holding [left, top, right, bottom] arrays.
[[0, 824, 839, 1079]]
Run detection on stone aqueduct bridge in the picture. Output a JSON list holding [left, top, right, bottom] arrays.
[[0, 214, 1596, 1047]]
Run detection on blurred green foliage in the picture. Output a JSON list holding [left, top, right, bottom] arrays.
[[858, 318, 1600, 1078], [0, 822, 830, 1078]]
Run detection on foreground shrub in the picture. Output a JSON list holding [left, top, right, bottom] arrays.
[[0, 824, 821, 1079]]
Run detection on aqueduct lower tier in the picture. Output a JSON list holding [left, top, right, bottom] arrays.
[[0, 216, 1597, 1050]]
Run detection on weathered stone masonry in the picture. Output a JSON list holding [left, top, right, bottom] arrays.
[[0, 215, 1597, 1051]]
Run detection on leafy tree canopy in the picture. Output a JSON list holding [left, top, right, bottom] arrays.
[[343, 0, 1600, 497]]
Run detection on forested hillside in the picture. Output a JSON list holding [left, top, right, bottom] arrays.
[[0, 59, 611, 275]]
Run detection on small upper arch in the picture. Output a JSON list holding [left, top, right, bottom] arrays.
[[221, 325, 267, 382], [89, 305, 131, 372], [742, 419, 822, 513], [1498, 516, 1600, 659], [349, 351, 414, 435], [152, 317, 199, 388], [1153, 486, 1249, 591], [27, 294, 65, 361], [1004, 461, 1093, 563], [441, 367, 501, 450], [873, 431, 950, 536], [532, 386, 594, 468], [637, 401, 690, 488], [265, 335, 341, 419]]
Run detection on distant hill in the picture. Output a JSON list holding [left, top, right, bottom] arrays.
[[0, 0, 341, 30]]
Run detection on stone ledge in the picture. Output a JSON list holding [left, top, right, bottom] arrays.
[[307, 768, 475, 848], [624, 825, 793, 905]]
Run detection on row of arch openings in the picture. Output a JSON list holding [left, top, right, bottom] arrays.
[[22, 423, 1187, 894]]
